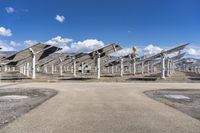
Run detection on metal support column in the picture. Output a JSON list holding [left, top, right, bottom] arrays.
[[97, 53, 101, 79], [141, 61, 144, 74], [60, 65, 63, 76], [51, 64, 54, 74], [73, 57, 76, 77], [120, 57, 124, 77], [161, 54, 166, 79], [26, 62, 30, 77]]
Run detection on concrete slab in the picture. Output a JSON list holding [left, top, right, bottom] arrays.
[[164, 94, 190, 100], [0, 95, 28, 100]]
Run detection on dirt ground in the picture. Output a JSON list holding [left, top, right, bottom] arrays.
[[1, 71, 200, 83]]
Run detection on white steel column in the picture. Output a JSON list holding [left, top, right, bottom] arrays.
[[32, 54, 36, 79], [51, 64, 54, 74], [161, 54, 166, 79], [97, 53, 101, 79], [129, 63, 132, 73], [183, 64, 186, 72], [70, 66, 73, 73], [21, 66, 23, 74], [81, 62, 84, 74], [60, 65, 63, 76], [111, 65, 114, 74], [133, 58, 136, 75], [154, 66, 157, 73], [120, 57, 124, 77], [23, 65, 26, 75], [166, 58, 170, 77], [45, 65, 48, 73], [141, 61, 144, 74], [26, 62, 30, 77], [8, 67, 10, 72], [186, 65, 189, 72], [195, 67, 198, 73], [4, 65, 7, 72], [73, 57, 76, 77], [170, 59, 172, 74], [63, 66, 66, 72], [172, 61, 175, 73], [37, 67, 40, 72], [147, 62, 150, 73], [151, 62, 154, 73], [115, 65, 118, 73], [55, 66, 57, 72], [20, 66, 22, 73], [107, 67, 110, 73]]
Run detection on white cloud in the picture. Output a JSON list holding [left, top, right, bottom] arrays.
[[0, 40, 15, 51], [110, 48, 132, 57], [10, 41, 20, 47], [143, 44, 162, 56], [24, 40, 38, 47], [70, 39, 105, 53], [0, 27, 12, 37], [5, 7, 15, 14], [45, 36, 104, 53], [1, 37, 104, 54], [45, 36, 72, 47], [45, 36, 72, 53], [55, 15, 65, 23], [186, 48, 200, 56]]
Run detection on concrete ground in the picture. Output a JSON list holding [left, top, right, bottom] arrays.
[[0, 82, 200, 133]]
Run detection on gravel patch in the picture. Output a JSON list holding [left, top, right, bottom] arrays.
[[0, 88, 57, 128], [145, 89, 200, 121]]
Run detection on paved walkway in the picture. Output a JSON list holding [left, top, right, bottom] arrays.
[[0, 83, 200, 133]]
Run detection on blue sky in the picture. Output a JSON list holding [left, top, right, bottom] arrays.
[[0, 0, 200, 56]]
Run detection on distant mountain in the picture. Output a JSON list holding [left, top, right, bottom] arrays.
[[0, 51, 16, 56], [182, 57, 200, 63]]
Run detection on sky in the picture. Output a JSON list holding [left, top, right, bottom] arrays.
[[0, 0, 200, 57]]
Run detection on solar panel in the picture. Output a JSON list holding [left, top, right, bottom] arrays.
[[3, 43, 62, 66]]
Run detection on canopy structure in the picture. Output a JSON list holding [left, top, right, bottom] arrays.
[[176, 58, 200, 73], [0, 43, 62, 79], [140, 43, 189, 63], [0, 42, 192, 80], [3, 43, 61, 65]]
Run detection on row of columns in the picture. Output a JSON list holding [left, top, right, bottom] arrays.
[[1, 65, 16, 72], [17, 52, 178, 80], [19, 49, 36, 79], [181, 65, 200, 74], [160, 54, 175, 79], [19, 62, 31, 78], [101, 57, 138, 77], [101, 57, 157, 77]]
